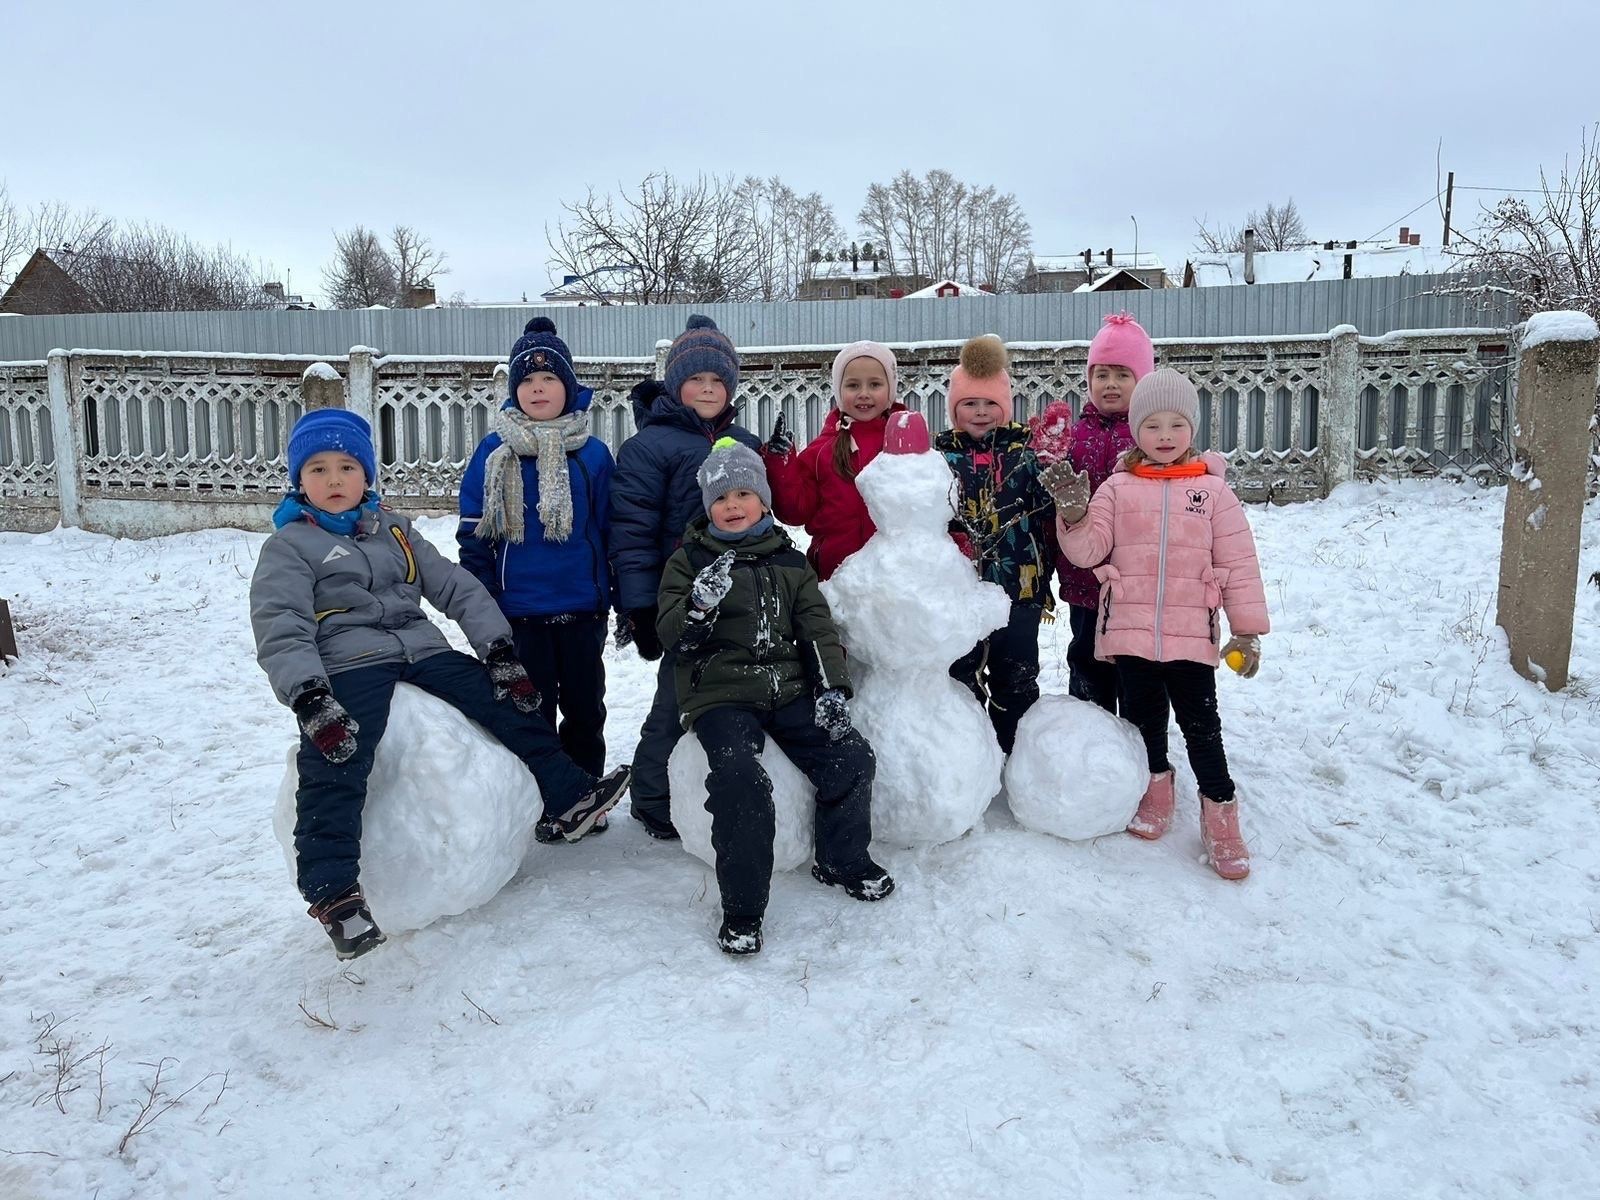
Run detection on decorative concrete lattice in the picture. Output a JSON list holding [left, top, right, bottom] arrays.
[[1353, 333, 1514, 482], [71, 354, 317, 496], [0, 361, 55, 499]]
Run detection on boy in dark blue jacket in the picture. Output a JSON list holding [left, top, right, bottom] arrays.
[[460, 318, 615, 838], [609, 315, 761, 839]]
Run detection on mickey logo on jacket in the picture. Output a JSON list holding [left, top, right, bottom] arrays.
[[1185, 488, 1208, 514]]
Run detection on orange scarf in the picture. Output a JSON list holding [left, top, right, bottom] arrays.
[[1130, 459, 1208, 479]]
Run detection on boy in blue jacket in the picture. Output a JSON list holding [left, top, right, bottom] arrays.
[[609, 315, 761, 840], [460, 318, 615, 842]]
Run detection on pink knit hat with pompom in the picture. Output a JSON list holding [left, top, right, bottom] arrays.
[[1087, 312, 1155, 381]]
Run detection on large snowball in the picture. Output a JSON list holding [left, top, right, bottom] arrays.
[[1003, 694, 1147, 840], [272, 683, 539, 933], [853, 668, 1002, 847], [668, 733, 815, 871]]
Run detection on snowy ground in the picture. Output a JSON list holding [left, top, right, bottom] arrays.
[[3, 480, 1598, 1199]]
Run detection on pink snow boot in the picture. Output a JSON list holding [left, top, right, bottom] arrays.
[[1200, 795, 1250, 880], [1127, 771, 1175, 840]]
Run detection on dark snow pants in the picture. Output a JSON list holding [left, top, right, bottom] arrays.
[[628, 650, 683, 826], [510, 613, 608, 777], [292, 650, 596, 906], [1066, 603, 1121, 714], [693, 696, 877, 921], [1113, 656, 1236, 802], [950, 601, 1043, 754]]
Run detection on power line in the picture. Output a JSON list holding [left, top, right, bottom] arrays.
[[1365, 193, 1442, 243], [1454, 184, 1587, 195]]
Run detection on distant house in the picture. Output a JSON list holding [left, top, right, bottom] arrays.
[[1023, 251, 1170, 293], [0, 248, 96, 315], [1073, 268, 1152, 293], [542, 265, 643, 306], [796, 256, 928, 301], [2, 247, 311, 313], [900, 278, 995, 299], [1183, 230, 1456, 287]]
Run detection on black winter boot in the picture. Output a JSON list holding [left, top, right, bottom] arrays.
[[812, 860, 896, 902], [717, 916, 763, 955], [308, 885, 386, 960], [630, 803, 680, 841]]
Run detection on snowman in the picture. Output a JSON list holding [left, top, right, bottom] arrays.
[[821, 410, 1013, 846], [273, 685, 540, 933]]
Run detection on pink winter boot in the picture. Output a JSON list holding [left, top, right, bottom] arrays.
[[1200, 795, 1250, 880], [1127, 771, 1175, 840]]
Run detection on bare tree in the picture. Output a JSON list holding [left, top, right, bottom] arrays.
[[0, 184, 116, 290], [389, 224, 447, 297], [1448, 126, 1600, 322], [37, 222, 273, 312], [323, 225, 400, 308], [546, 172, 766, 304], [1194, 198, 1308, 253], [736, 176, 844, 301], [857, 169, 1033, 289]]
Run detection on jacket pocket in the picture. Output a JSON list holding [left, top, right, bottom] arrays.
[[1203, 568, 1231, 644]]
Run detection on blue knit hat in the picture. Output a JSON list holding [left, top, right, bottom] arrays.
[[287, 408, 377, 488], [664, 314, 739, 407], [507, 316, 589, 413]]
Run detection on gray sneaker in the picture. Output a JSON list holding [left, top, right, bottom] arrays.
[[547, 765, 631, 843]]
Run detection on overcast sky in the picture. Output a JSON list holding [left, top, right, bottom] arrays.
[[6, 0, 1597, 304]]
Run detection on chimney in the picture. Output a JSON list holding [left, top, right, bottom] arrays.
[[263, 282, 285, 301], [402, 284, 437, 308], [1105, 247, 1114, 266], [852, 244, 859, 272], [1243, 228, 1257, 285], [1398, 226, 1410, 244], [1409, 233, 1421, 246]]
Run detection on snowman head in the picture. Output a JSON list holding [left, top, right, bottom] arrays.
[[854, 412, 959, 537]]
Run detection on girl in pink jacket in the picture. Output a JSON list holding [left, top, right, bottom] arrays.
[[1047, 369, 1269, 880]]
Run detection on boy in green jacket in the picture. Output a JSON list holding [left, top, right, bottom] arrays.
[[657, 438, 895, 955]]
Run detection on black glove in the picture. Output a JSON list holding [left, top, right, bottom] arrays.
[[766, 412, 794, 457], [813, 688, 852, 742], [292, 686, 360, 764], [627, 606, 663, 661], [485, 645, 541, 713], [629, 378, 670, 409]]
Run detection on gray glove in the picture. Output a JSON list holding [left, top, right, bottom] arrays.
[[1041, 459, 1092, 525], [1221, 634, 1262, 679], [691, 550, 737, 612], [814, 688, 852, 741]]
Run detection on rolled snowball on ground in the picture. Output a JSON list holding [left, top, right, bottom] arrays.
[[668, 733, 816, 871], [1003, 694, 1147, 841]]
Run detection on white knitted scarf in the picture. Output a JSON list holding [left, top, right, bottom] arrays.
[[474, 408, 591, 544]]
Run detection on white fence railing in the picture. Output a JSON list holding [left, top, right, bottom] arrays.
[[0, 326, 1521, 537]]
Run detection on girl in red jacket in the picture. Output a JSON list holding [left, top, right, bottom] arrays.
[[1047, 369, 1269, 880], [762, 341, 906, 580]]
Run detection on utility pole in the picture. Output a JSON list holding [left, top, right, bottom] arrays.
[[1443, 171, 1455, 246]]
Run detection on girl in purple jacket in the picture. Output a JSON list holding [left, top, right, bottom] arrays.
[[1047, 369, 1269, 881], [1031, 313, 1154, 713]]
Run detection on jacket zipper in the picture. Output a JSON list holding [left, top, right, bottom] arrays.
[[575, 455, 606, 604], [1154, 481, 1170, 659]]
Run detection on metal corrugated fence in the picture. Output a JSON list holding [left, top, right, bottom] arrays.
[[0, 274, 1514, 361]]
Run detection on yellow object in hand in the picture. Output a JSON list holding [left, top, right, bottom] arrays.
[[1224, 650, 1246, 673]]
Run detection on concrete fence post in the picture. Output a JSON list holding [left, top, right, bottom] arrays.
[[345, 346, 377, 428], [1322, 324, 1360, 494], [45, 349, 81, 528], [654, 338, 670, 381], [1495, 311, 1600, 692], [299, 362, 345, 411]]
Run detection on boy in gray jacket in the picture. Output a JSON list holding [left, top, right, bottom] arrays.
[[250, 409, 630, 959]]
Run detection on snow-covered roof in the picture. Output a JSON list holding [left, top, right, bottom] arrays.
[[1185, 244, 1457, 287], [543, 265, 640, 300], [807, 261, 897, 281], [901, 279, 993, 299], [1073, 269, 1153, 293], [1031, 252, 1165, 274]]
